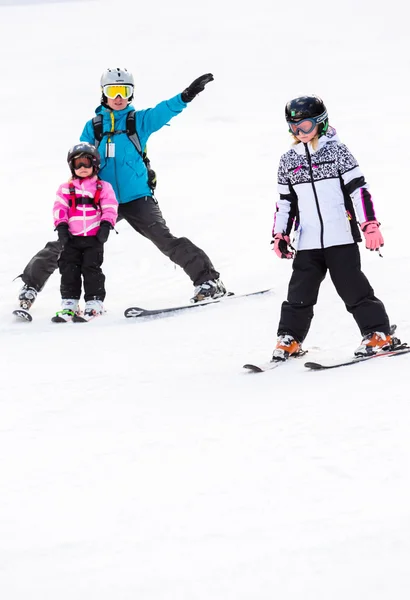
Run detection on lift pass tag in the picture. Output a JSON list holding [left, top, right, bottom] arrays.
[[106, 142, 115, 158]]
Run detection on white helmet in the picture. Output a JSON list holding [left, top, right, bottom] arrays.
[[100, 67, 134, 88]]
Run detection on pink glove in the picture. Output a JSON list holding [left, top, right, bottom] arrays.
[[361, 220, 384, 251], [272, 233, 294, 259]]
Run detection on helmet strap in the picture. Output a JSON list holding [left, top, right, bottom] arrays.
[[319, 120, 329, 136]]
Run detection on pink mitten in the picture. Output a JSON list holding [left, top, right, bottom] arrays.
[[361, 220, 384, 251], [272, 233, 294, 259]]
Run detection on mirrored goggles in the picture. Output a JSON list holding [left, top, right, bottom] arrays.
[[287, 111, 328, 136], [103, 84, 134, 99], [72, 155, 93, 169]]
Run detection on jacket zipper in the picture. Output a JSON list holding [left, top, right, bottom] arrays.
[[109, 111, 121, 202], [304, 143, 324, 249]]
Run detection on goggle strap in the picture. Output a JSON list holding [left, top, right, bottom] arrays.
[[315, 110, 328, 124]]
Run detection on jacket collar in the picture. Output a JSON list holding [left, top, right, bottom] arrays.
[[94, 103, 135, 117], [70, 175, 98, 186]]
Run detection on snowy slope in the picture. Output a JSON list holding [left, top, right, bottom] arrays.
[[1, 0, 410, 598]]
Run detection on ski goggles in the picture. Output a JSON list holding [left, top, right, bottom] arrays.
[[102, 84, 134, 99], [72, 155, 93, 169], [287, 111, 328, 135]]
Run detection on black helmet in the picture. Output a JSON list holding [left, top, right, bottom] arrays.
[[285, 95, 329, 135], [67, 142, 100, 175]]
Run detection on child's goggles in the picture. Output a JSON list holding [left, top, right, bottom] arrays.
[[103, 84, 134, 99], [72, 155, 93, 169], [287, 111, 328, 135]]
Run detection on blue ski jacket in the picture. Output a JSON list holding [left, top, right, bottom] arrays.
[[80, 94, 187, 204]]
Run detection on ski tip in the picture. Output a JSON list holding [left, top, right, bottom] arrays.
[[243, 364, 264, 373], [304, 361, 324, 370], [124, 307, 145, 318], [12, 309, 32, 322], [72, 315, 89, 322]]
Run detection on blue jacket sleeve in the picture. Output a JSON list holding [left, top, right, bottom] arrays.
[[80, 120, 95, 144], [137, 94, 187, 139]]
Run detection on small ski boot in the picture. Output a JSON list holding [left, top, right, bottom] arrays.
[[18, 284, 38, 310], [355, 324, 407, 357], [191, 279, 227, 303], [73, 299, 103, 322], [354, 331, 392, 357], [272, 334, 302, 362]]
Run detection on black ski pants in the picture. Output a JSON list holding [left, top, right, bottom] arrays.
[[278, 243, 390, 342], [20, 197, 219, 291], [59, 236, 105, 301]]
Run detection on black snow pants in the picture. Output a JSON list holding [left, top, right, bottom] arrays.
[[20, 197, 219, 291], [277, 244, 390, 342], [59, 236, 105, 301]]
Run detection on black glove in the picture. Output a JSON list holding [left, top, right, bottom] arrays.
[[56, 223, 71, 248], [181, 73, 214, 103], [97, 221, 112, 244]]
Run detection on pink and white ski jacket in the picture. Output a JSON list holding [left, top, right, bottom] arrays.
[[53, 176, 118, 236]]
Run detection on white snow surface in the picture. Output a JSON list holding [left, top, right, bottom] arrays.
[[1, 0, 410, 597]]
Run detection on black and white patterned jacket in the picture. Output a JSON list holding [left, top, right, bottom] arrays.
[[273, 127, 377, 250]]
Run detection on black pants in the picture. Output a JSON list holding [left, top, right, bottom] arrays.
[[59, 237, 105, 301], [20, 197, 219, 291], [278, 244, 390, 342]]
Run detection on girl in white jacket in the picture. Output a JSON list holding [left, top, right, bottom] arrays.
[[271, 95, 396, 360]]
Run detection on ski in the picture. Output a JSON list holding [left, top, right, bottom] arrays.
[[72, 313, 102, 323], [51, 315, 69, 323], [124, 288, 273, 319], [72, 315, 88, 322], [305, 346, 410, 371], [243, 361, 285, 373], [51, 309, 78, 323], [243, 350, 308, 373], [13, 308, 33, 322]]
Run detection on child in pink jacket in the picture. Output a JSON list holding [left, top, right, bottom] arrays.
[[52, 142, 118, 322]]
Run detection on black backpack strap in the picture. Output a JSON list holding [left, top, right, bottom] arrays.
[[92, 110, 157, 194], [125, 111, 144, 157], [92, 115, 104, 149], [126, 111, 156, 193], [93, 111, 144, 157]]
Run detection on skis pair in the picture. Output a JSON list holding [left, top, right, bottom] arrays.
[[13, 308, 99, 323], [51, 310, 100, 323], [244, 325, 409, 372]]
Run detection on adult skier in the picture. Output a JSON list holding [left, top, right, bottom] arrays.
[[17, 68, 226, 313]]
